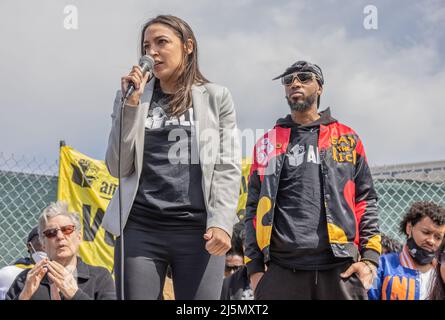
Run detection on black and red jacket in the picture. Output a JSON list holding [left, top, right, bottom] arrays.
[[244, 109, 381, 276]]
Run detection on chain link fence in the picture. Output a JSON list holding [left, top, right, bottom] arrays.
[[0, 153, 58, 268], [372, 161, 445, 243], [1, 151, 445, 269]]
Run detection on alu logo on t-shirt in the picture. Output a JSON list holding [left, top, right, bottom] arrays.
[[287, 144, 320, 167], [145, 105, 194, 129], [288, 144, 305, 167]]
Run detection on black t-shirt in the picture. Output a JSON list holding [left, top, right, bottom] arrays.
[[270, 117, 349, 270], [130, 83, 207, 230]]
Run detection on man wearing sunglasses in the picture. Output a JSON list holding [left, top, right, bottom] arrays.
[[6, 201, 116, 300], [221, 222, 253, 300], [244, 60, 381, 299]]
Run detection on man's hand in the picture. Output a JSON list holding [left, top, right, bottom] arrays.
[[46, 260, 79, 300], [340, 261, 376, 290], [203, 227, 231, 256], [249, 272, 265, 293]]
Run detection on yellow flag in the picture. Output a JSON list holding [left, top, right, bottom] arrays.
[[57, 146, 117, 272], [57, 148, 251, 270], [236, 157, 252, 221]]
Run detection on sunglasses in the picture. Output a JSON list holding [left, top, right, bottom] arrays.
[[225, 265, 243, 273], [42, 225, 75, 239], [281, 72, 318, 86]]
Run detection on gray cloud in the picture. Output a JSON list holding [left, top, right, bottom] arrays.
[[0, 0, 443, 166]]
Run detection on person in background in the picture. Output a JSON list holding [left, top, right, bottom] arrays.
[[369, 201, 445, 300], [6, 201, 116, 300], [0, 227, 45, 300], [429, 242, 445, 300], [381, 233, 402, 254], [221, 222, 253, 300], [224, 222, 245, 278]]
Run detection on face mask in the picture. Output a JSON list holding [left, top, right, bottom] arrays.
[[31, 251, 48, 264], [406, 237, 437, 265]]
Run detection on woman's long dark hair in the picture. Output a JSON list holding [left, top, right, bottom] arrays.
[[429, 242, 445, 300], [140, 15, 209, 116]]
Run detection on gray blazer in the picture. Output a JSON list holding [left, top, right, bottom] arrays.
[[101, 78, 241, 237]]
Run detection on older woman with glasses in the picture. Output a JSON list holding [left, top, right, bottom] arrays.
[[6, 201, 116, 300]]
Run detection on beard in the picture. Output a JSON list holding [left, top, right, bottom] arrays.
[[287, 91, 317, 112]]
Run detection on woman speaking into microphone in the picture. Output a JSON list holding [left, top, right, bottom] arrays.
[[102, 15, 241, 300]]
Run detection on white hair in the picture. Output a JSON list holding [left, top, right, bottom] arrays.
[[38, 201, 81, 242]]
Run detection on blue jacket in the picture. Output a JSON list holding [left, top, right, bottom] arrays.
[[368, 246, 425, 300]]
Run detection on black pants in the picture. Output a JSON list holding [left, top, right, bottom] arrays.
[[114, 220, 225, 300], [254, 262, 368, 300]]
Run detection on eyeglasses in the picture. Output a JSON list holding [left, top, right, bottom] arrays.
[[281, 72, 318, 86], [225, 265, 243, 273], [42, 225, 75, 239]]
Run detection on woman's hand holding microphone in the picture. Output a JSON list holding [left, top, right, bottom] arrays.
[[121, 65, 150, 107], [121, 55, 154, 107]]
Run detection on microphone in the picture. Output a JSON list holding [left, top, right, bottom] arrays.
[[118, 54, 154, 300], [124, 55, 154, 99]]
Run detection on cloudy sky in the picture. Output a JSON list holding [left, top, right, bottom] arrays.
[[0, 0, 444, 168]]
